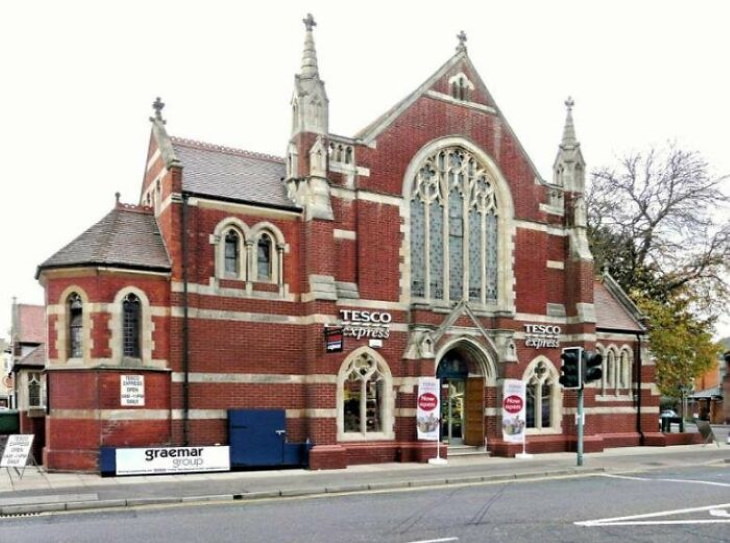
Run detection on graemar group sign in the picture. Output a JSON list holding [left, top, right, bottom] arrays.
[[115, 446, 231, 475]]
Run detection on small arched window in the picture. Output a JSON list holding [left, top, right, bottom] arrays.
[[525, 361, 555, 430], [340, 351, 392, 438], [257, 234, 273, 281], [224, 229, 241, 277], [68, 292, 83, 358], [122, 293, 141, 358]]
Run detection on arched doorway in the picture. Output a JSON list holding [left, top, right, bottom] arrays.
[[436, 349, 486, 446]]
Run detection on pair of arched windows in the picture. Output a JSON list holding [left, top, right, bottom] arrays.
[[222, 228, 275, 282], [66, 292, 141, 360]]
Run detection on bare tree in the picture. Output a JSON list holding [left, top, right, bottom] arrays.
[[587, 143, 730, 316]]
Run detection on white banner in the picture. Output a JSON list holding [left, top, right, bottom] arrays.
[[115, 446, 230, 475], [416, 377, 441, 441], [501, 379, 526, 444]]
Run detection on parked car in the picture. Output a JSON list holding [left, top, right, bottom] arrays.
[[660, 409, 681, 422]]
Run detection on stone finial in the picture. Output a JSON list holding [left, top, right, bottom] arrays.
[[115, 192, 121, 206], [456, 30, 467, 52], [303, 13, 316, 31], [150, 96, 166, 124]]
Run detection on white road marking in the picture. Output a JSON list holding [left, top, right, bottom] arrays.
[[710, 509, 730, 518], [407, 538, 458, 543], [577, 474, 730, 526], [602, 473, 730, 487], [578, 502, 730, 526]]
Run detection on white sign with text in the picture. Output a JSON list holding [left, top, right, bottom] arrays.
[[121, 375, 145, 406], [115, 446, 231, 475], [0, 434, 34, 468]]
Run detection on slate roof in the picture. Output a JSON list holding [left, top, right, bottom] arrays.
[[37, 205, 171, 275], [594, 277, 645, 333], [171, 138, 295, 209]]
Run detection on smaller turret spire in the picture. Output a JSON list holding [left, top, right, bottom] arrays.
[[456, 30, 467, 53], [560, 96, 577, 149], [300, 13, 319, 79]]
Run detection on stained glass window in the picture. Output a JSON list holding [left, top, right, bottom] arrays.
[[410, 147, 498, 303]]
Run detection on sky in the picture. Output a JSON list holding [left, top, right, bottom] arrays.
[[1, 0, 729, 339]]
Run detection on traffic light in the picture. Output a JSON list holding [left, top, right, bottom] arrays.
[[559, 347, 583, 389], [583, 350, 603, 384]]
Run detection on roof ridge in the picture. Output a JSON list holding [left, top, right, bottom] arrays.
[[170, 137, 284, 163]]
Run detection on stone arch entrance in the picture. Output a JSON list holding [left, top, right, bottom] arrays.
[[436, 342, 491, 446]]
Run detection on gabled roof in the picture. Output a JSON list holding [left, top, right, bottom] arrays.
[[352, 47, 543, 181], [37, 204, 171, 276], [170, 138, 296, 210], [594, 275, 646, 333]]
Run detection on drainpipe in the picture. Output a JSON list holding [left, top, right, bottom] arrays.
[[635, 332, 643, 445], [181, 192, 190, 446]]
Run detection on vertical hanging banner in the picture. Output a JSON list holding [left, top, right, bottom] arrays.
[[416, 377, 441, 441], [501, 379, 526, 444]]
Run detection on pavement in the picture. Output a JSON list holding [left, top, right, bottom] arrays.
[[1, 438, 729, 516]]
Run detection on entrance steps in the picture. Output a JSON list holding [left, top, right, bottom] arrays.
[[447, 444, 490, 458]]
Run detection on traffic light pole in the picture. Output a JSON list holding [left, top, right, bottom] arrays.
[[576, 385, 584, 466]]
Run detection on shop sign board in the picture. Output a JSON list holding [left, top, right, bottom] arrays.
[[339, 309, 392, 341], [523, 323, 561, 349], [324, 326, 344, 352], [115, 445, 231, 475]]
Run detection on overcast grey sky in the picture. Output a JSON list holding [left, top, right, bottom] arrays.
[[1, 0, 728, 338]]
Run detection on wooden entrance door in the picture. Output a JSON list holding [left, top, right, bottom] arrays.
[[464, 377, 485, 446]]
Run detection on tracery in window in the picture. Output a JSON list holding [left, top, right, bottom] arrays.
[[123, 293, 141, 358], [67, 292, 83, 358], [341, 351, 391, 437], [525, 361, 554, 430], [28, 372, 43, 408], [411, 147, 498, 303]]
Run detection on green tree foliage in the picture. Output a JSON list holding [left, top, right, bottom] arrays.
[[586, 143, 729, 397], [632, 291, 720, 397]]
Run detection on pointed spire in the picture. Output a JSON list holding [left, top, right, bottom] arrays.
[[560, 96, 578, 149], [456, 30, 468, 53], [300, 13, 319, 79]]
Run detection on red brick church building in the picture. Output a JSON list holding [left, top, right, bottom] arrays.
[[36, 15, 662, 472]]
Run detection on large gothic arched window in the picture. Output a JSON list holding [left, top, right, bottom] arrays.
[[410, 147, 498, 304]]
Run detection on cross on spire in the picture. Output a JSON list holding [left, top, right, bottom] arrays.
[[456, 30, 467, 52], [303, 13, 316, 31], [565, 96, 575, 112], [151, 96, 166, 124]]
